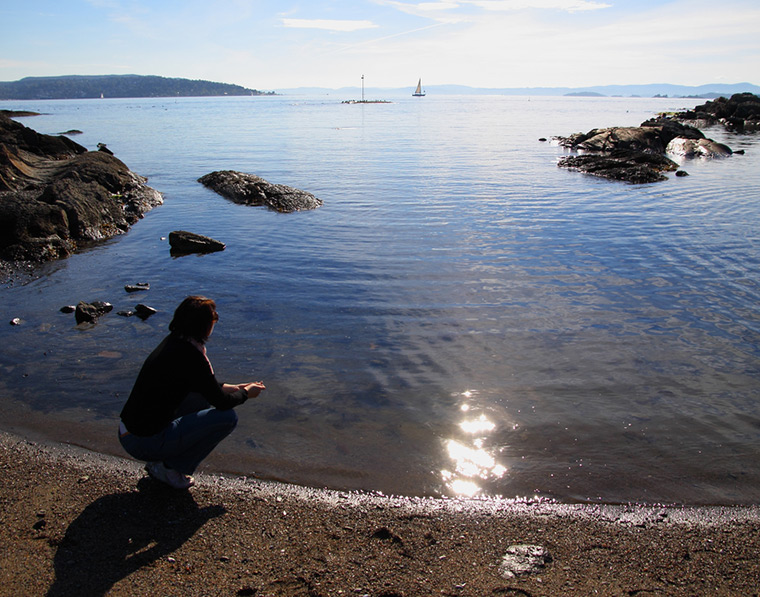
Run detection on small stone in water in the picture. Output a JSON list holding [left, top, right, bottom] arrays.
[[75, 301, 113, 324], [9, 318, 21, 326], [125, 282, 150, 292], [134, 304, 157, 320]]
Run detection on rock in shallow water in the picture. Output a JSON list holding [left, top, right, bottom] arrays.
[[124, 282, 150, 293], [198, 170, 322, 213], [0, 114, 163, 265], [134, 304, 157, 320], [666, 137, 733, 158], [557, 150, 678, 184], [168, 230, 225, 255], [74, 301, 113, 324], [555, 118, 731, 184]]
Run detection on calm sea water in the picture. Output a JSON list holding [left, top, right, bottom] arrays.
[[1, 94, 759, 505]]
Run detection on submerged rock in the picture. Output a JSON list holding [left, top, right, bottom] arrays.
[[168, 230, 225, 255], [198, 170, 322, 213]]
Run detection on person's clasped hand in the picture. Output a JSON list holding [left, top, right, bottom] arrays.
[[241, 381, 265, 399]]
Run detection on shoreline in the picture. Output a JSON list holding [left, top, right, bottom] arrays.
[[2, 430, 759, 595]]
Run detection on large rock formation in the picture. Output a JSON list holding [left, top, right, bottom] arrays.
[[557, 120, 705, 154], [674, 92, 760, 132], [555, 119, 730, 183], [198, 170, 322, 213], [0, 114, 162, 266]]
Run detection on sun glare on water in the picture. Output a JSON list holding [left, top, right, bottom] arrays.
[[441, 390, 507, 497]]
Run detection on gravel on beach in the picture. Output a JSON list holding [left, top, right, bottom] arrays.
[[1, 431, 759, 596]]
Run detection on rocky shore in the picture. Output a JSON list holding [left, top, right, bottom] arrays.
[[554, 93, 760, 184], [2, 431, 759, 596], [675, 92, 760, 132], [555, 118, 731, 184], [0, 113, 162, 278]]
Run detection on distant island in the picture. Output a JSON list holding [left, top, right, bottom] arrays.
[[280, 82, 760, 99], [0, 75, 275, 100], [3, 76, 758, 101]]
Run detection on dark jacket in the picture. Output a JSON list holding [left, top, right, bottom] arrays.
[[120, 333, 247, 436]]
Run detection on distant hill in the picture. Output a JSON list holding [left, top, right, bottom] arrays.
[[279, 82, 760, 99], [0, 75, 275, 100]]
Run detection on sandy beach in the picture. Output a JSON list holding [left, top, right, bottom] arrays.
[[1, 431, 759, 596]]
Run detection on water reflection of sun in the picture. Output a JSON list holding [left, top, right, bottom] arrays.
[[441, 390, 507, 497]]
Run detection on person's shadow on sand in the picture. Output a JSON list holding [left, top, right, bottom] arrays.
[[47, 477, 226, 596]]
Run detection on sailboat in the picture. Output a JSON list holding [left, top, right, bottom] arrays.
[[412, 78, 425, 97]]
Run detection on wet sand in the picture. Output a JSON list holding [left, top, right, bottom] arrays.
[[1, 430, 759, 596]]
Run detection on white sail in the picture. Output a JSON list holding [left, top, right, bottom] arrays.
[[412, 78, 425, 97]]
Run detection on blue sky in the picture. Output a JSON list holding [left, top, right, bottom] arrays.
[[2, 0, 759, 90]]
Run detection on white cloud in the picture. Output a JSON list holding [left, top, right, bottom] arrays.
[[464, 0, 611, 10], [282, 18, 378, 32], [417, 1, 462, 9], [379, 0, 609, 16]]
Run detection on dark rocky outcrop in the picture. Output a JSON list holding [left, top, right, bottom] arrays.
[[557, 150, 678, 184], [198, 170, 322, 213], [557, 120, 705, 154], [674, 92, 760, 132], [0, 114, 162, 267], [168, 230, 225, 255], [0, 110, 41, 118], [555, 119, 730, 183]]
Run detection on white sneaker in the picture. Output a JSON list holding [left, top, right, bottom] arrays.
[[145, 461, 195, 489]]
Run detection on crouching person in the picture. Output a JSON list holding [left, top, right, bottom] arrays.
[[118, 296, 265, 489]]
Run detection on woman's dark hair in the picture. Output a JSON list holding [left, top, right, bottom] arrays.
[[169, 296, 219, 343]]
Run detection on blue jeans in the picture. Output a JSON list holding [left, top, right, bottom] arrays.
[[119, 407, 238, 475]]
